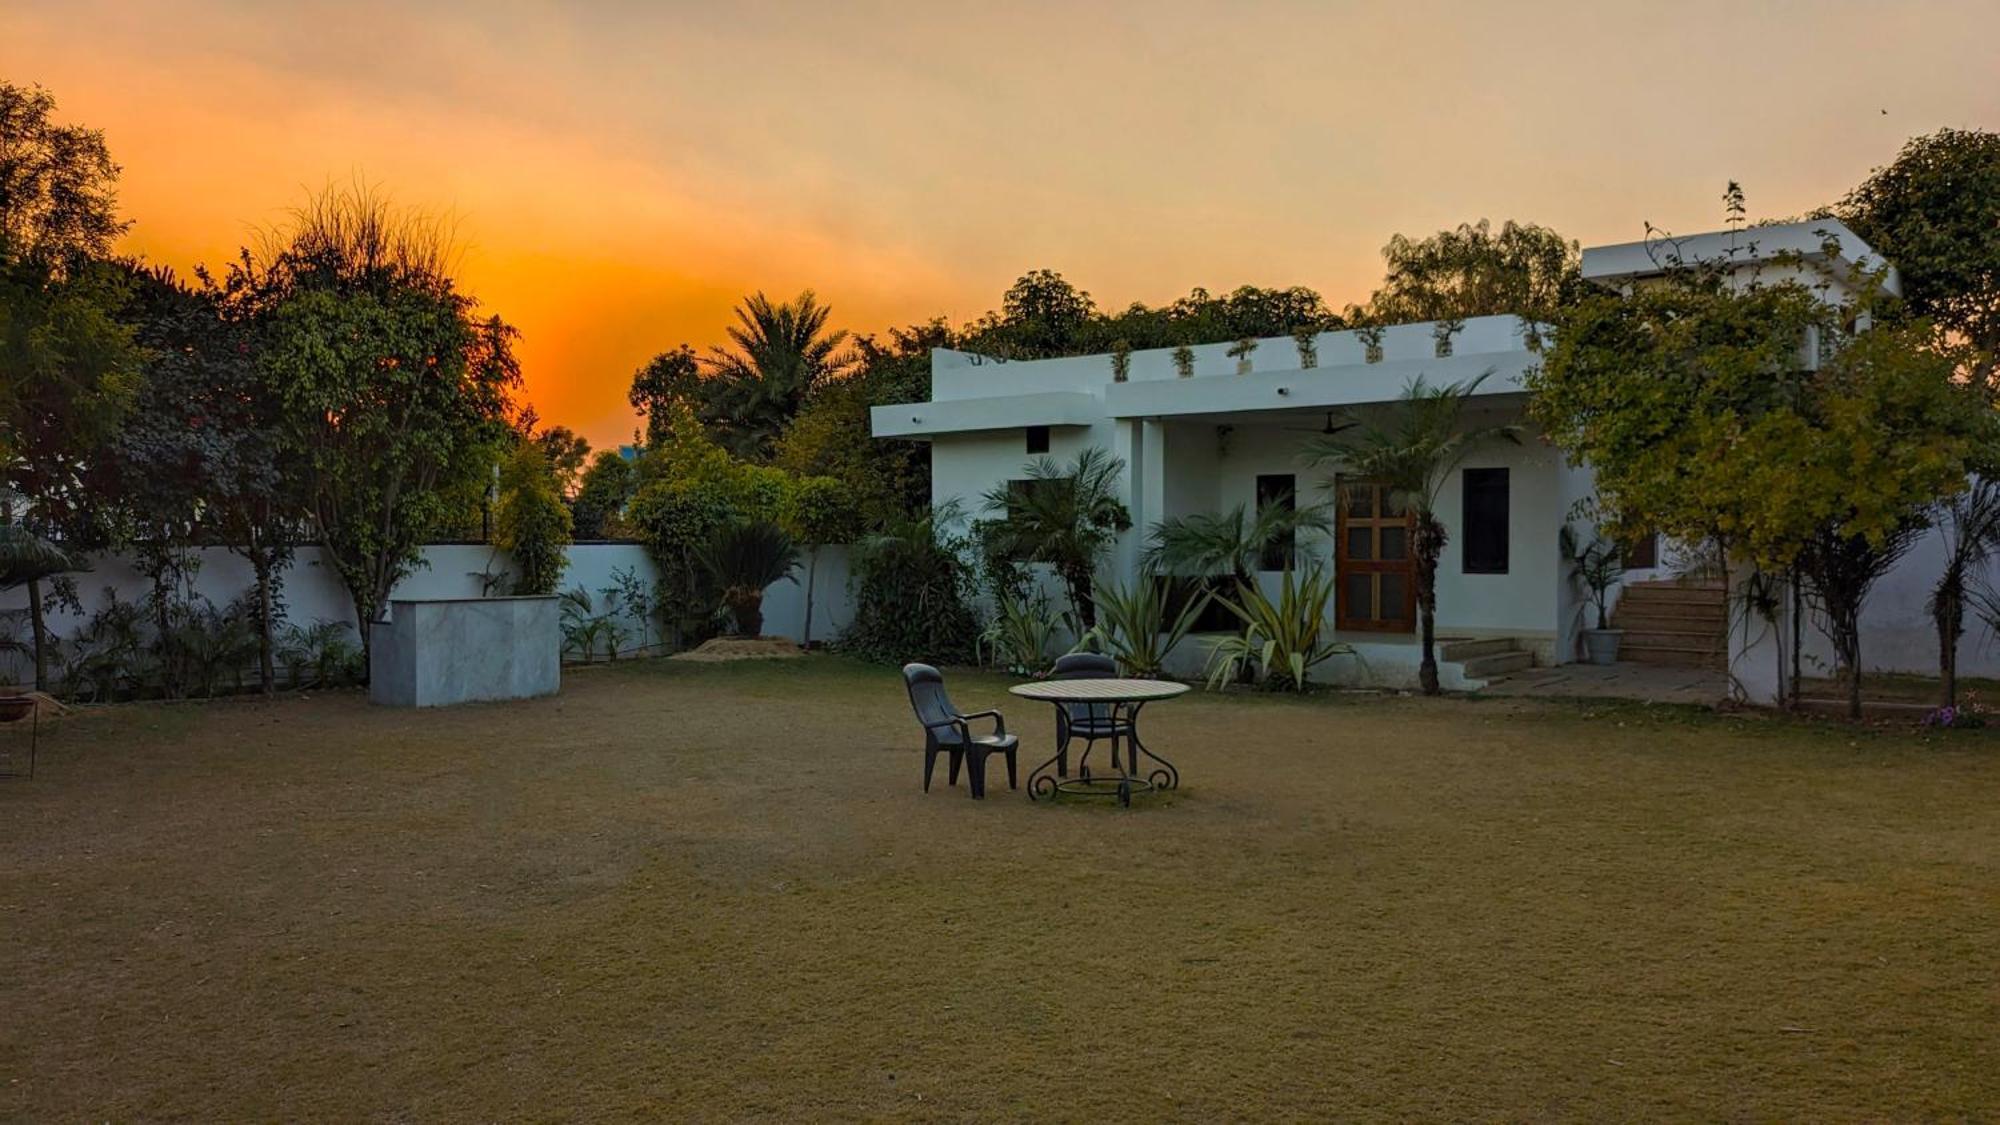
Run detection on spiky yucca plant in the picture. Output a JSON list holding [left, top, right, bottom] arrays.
[[1203, 565, 1350, 692]]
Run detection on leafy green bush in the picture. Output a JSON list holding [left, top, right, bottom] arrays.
[[981, 592, 1065, 676], [845, 506, 981, 666], [495, 443, 573, 596]]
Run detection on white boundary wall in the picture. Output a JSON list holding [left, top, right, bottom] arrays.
[[0, 541, 854, 680]]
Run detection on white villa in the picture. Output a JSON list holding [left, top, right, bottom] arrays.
[[871, 220, 1925, 694]]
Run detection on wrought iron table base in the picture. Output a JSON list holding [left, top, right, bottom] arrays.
[[1028, 700, 1179, 807]]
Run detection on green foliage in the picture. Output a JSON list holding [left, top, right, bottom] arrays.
[[247, 183, 520, 645], [276, 620, 362, 689], [981, 591, 1066, 676], [628, 476, 736, 646], [789, 474, 862, 647], [1083, 577, 1210, 678], [1227, 336, 1258, 371], [979, 447, 1131, 626], [571, 449, 635, 539], [700, 520, 799, 637], [1143, 501, 1332, 584], [1352, 219, 1581, 326], [558, 585, 629, 664], [628, 344, 701, 448], [1292, 326, 1318, 369], [1172, 345, 1195, 378], [845, 504, 981, 666], [495, 442, 573, 596], [1204, 566, 1350, 692], [1560, 525, 1624, 631], [1530, 285, 1992, 570], [1109, 338, 1133, 382], [1839, 128, 2000, 373]]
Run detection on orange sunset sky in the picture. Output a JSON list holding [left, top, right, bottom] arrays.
[[6, 0, 1999, 450]]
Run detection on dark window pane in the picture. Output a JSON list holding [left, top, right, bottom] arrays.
[[1461, 467, 1509, 574], [1344, 484, 1375, 518], [1346, 527, 1374, 561], [1025, 425, 1050, 454], [1379, 573, 1409, 618], [1344, 572, 1375, 619], [1624, 532, 1659, 570], [1256, 473, 1297, 571], [1380, 525, 1407, 560]]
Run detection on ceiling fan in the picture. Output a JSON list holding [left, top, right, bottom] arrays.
[[1281, 411, 1345, 435]]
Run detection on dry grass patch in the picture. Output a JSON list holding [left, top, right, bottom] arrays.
[[2, 657, 1996, 1119]]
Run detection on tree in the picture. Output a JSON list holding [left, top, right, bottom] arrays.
[[700, 521, 798, 637], [1306, 374, 1520, 695], [788, 475, 861, 647], [0, 82, 127, 266], [701, 290, 850, 459], [1531, 273, 1995, 717], [1143, 502, 1333, 585], [494, 441, 572, 596], [979, 269, 1098, 358], [247, 183, 520, 664], [774, 319, 941, 526], [1354, 219, 1581, 326], [629, 344, 702, 449], [979, 446, 1131, 627], [532, 423, 589, 497], [1928, 479, 2000, 709], [571, 449, 634, 539], [1840, 128, 2000, 379]]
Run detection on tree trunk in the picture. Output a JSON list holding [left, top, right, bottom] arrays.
[[255, 555, 277, 694], [802, 545, 819, 648], [1936, 574, 1961, 709], [1790, 575, 1803, 710], [1413, 513, 1445, 696], [27, 578, 48, 693]]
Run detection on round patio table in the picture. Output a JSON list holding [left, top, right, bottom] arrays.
[[1007, 678, 1189, 807]]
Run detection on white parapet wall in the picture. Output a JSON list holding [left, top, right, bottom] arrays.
[[369, 596, 561, 707]]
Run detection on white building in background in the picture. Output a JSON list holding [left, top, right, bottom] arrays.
[[870, 219, 1966, 698]]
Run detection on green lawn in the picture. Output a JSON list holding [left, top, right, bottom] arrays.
[[3, 657, 1996, 1119]]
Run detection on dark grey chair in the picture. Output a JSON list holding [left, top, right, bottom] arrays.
[[1050, 651, 1134, 778], [902, 663, 1018, 799]]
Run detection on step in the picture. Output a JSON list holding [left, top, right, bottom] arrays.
[[1621, 644, 1726, 667], [1462, 650, 1534, 679], [1439, 637, 1518, 662], [1617, 588, 1727, 608], [1613, 608, 1727, 630], [1617, 628, 1725, 650]]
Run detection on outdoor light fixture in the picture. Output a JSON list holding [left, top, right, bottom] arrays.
[[1276, 386, 1290, 396]]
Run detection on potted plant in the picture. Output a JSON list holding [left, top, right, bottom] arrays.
[[1172, 345, 1195, 379], [1109, 338, 1133, 383], [1227, 337, 1258, 374], [1561, 525, 1624, 664], [1292, 325, 1319, 369]]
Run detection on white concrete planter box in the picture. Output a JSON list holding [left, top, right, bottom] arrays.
[[369, 596, 560, 708]]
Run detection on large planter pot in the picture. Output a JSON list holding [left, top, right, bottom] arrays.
[[1581, 628, 1624, 665]]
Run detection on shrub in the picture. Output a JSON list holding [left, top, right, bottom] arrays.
[[700, 521, 799, 637], [495, 444, 573, 596], [1084, 577, 1210, 678], [845, 507, 981, 666], [1204, 565, 1350, 692]]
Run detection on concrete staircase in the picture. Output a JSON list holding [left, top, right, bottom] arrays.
[[1440, 636, 1534, 682], [1611, 581, 1727, 667]]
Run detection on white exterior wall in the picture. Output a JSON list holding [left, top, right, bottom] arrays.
[[0, 541, 855, 683]]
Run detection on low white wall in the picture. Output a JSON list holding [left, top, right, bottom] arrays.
[[0, 540, 855, 682], [1728, 522, 2000, 705]]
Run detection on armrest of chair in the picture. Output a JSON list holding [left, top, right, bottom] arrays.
[[958, 709, 1007, 737]]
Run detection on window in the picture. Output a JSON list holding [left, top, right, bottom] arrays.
[[1255, 473, 1297, 572], [1461, 467, 1509, 574], [1025, 425, 1050, 454]]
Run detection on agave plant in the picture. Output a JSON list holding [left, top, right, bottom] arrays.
[[1083, 577, 1210, 678], [1204, 565, 1351, 692], [700, 520, 800, 637], [559, 586, 615, 663], [981, 591, 1065, 676]]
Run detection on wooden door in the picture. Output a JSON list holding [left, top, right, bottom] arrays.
[[1335, 478, 1416, 632]]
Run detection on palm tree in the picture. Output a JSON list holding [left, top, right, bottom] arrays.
[[1930, 479, 2000, 709], [1304, 373, 1519, 695], [700, 521, 800, 638], [704, 290, 851, 458], [1143, 501, 1333, 586], [0, 523, 85, 691], [980, 447, 1131, 627]]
